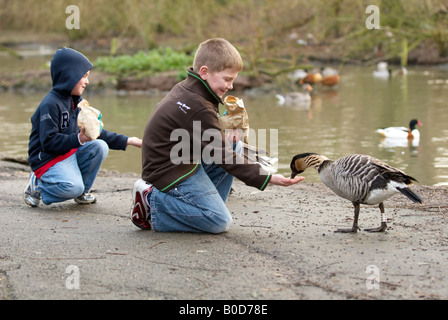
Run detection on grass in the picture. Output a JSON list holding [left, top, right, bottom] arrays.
[[94, 48, 194, 78], [1, 0, 447, 75]]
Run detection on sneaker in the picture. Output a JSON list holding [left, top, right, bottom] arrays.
[[24, 172, 41, 207], [74, 192, 97, 204], [130, 179, 153, 230]]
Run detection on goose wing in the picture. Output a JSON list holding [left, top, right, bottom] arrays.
[[320, 154, 375, 202], [367, 156, 422, 203], [368, 156, 415, 183]]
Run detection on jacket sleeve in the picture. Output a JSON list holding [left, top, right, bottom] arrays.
[[99, 129, 128, 150]]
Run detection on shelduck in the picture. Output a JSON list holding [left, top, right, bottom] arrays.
[[321, 67, 340, 87], [290, 153, 423, 233], [298, 70, 323, 85], [376, 119, 423, 140]]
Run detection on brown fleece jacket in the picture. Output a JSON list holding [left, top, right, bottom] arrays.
[[141, 68, 271, 192]]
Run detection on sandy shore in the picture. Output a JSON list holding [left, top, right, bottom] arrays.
[[1, 159, 447, 302]]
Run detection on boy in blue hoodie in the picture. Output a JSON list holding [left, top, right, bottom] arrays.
[[24, 47, 142, 207]]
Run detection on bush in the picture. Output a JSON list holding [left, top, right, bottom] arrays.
[[94, 47, 194, 78]]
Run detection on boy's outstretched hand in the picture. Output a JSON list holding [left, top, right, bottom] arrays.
[[269, 174, 305, 186], [127, 137, 142, 148]]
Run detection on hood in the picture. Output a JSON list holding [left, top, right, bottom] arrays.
[[50, 47, 93, 96]]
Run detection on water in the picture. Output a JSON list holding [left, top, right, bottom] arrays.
[[1, 65, 448, 186]]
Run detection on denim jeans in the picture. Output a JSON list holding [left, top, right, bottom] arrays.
[[37, 140, 109, 205], [150, 142, 241, 234]]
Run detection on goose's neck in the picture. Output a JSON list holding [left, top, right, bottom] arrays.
[[307, 154, 330, 170]]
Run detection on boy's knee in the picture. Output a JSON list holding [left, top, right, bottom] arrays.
[[41, 181, 84, 205], [92, 139, 109, 159], [84, 139, 109, 161], [60, 181, 85, 199], [209, 215, 233, 234]]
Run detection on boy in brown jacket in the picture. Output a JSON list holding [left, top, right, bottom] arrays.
[[131, 38, 304, 233]]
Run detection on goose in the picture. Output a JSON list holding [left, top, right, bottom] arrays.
[[376, 119, 423, 140], [290, 153, 423, 233], [276, 84, 313, 106]]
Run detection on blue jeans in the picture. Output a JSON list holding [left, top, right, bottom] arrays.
[[37, 140, 109, 205], [150, 142, 241, 234]]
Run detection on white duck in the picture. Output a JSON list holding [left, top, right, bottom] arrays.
[[290, 153, 423, 233], [373, 61, 391, 79], [376, 119, 423, 140], [276, 84, 312, 106], [287, 69, 308, 82]]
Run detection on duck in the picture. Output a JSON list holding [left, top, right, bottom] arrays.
[[290, 153, 423, 233], [287, 69, 308, 82], [376, 119, 423, 140], [394, 66, 408, 76], [373, 61, 391, 78], [298, 70, 323, 85], [276, 84, 313, 106], [321, 67, 340, 87]]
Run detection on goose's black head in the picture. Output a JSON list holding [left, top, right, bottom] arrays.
[[290, 153, 319, 178]]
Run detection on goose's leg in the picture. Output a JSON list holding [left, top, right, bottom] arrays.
[[365, 202, 387, 232], [335, 202, 360, 233]]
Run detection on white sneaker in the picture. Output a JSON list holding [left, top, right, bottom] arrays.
[[74, 192, 97, 204], [130, 179, 153, 230], [24, 172, 41, 207]]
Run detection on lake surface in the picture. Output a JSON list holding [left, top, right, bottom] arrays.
[[1, 64, 448, 186]]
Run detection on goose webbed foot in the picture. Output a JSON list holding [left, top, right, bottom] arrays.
[[364, 203, 388, 232], [335, 202, 360, 233], [364, 222, 387, 233], [334, 226, 360, 233]]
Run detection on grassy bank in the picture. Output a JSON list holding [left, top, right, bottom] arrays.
[[1, 0, 448, 74]]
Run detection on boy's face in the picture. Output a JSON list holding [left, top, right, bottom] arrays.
[[199, 67, 238, 99], [71, 71, 90, 96]]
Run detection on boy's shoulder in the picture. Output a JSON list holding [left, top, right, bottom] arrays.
[[163, 80, 214, 108], [38, 89, 73, 111]]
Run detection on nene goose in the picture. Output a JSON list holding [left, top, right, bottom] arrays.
[[290, 153, 423, 233]]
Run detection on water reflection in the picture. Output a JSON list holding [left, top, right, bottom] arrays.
[[1, 65, 448, 186]]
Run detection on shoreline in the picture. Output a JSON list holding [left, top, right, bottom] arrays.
[[1, 159, 448, 300], [2, 36, 448, 94]]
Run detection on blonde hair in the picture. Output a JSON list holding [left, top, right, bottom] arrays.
[[193, 38, 243, 73]]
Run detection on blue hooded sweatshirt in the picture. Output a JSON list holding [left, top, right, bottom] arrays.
[[28, 47, 128, 175]]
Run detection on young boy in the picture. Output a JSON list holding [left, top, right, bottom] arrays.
[[24, 47, 142, 207], [131, 38, 304, 233]]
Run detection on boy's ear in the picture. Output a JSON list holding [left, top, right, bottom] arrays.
[[198, 66, 209, 80]]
